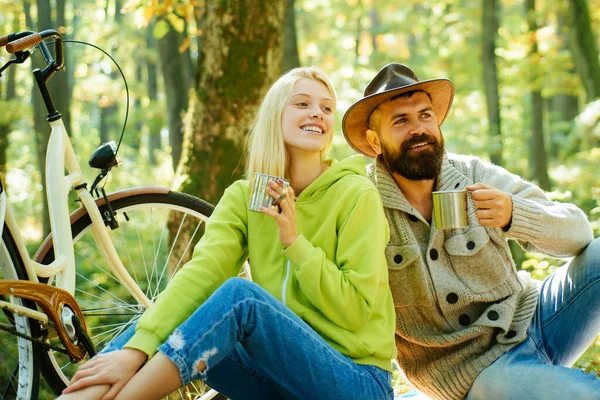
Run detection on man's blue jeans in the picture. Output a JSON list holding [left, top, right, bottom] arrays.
[[466, 238, 600, 400], [102, 278, 393, 400]]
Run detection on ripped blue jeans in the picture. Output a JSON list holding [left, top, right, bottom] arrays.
[[101, 277, 393, 400]]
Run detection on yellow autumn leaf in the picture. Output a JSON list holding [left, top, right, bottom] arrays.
[[143, 6, 154, 24], [179, 37, 191, 53]]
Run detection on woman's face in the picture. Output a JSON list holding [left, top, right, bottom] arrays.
[[281, 78, 335, 157]]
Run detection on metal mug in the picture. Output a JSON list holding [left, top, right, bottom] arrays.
[[249, 173, 289, 212], [432, 189, 469, 229]]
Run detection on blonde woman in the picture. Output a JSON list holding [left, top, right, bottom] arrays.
[[60, 67, 396, 400]]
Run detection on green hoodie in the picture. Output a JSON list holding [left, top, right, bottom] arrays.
[[126, 155, 396, 371]]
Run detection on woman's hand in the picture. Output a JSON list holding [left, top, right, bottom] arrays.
[[260, 180, 299, 247], [62, 348, 147, 400], [467, 183, 513, 229]]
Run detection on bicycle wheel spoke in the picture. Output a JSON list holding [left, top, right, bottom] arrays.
[[156, 217, 204, 300], [75, 274, 131, 307], [153, 214, 189, 299], [74, 246, 121, 284], [116, 214, 138, 287]]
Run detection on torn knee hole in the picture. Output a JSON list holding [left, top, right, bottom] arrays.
[[196, 359, 207, 372], [195, 348, 218, 374], [169, 329, 186, 350]]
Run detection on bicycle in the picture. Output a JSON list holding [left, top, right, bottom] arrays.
[[0, 29, 239, 400]]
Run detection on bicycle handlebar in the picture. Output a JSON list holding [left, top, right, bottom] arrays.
[[6, 33, 43, 53], [2, 30, 64, 70], [0, 31, 36, 50]]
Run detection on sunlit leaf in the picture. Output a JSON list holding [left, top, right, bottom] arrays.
[[167, 13, 185, 33], [153, 19, 171, 40], [122, 0, 143, 13]]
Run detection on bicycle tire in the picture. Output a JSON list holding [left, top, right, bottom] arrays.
[[0, 227, 40, 400], [36, 190, 228, 399]]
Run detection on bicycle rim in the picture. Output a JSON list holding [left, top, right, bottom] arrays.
[[37, 191, 225, 399], [0, 228, 39, 400]]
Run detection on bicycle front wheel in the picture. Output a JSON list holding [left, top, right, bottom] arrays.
[[0, 228, 39, 400], [37, 190, 223, 399]]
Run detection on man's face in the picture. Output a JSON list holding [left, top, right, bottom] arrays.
[[372, 91, 444, 181]]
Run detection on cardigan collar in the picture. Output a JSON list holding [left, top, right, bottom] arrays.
[[369, 152, 472, 213]]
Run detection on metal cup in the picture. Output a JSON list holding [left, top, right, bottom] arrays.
[[432, 190, 468, 229], [249, 173, 289, 212]]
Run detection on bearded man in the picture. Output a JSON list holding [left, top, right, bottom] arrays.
[[342, 63, 600, 400]]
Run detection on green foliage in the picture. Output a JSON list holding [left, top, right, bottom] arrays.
[[520, 252, 565, 280], [549, 102, 600, 225], [0, 100, 23, 125]]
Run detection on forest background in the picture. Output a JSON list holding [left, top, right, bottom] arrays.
[[1, 0, 599, 393]]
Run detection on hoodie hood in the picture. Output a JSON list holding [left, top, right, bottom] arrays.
[[298, 155, 368, 202]]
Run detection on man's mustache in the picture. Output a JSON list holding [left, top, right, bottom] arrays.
[[401, 134, 439, 152]]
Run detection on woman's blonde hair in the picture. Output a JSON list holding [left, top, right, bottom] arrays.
[[244, 66, 336, 182]]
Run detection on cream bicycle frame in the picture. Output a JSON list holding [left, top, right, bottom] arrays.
[[1, 118, 152, 323]]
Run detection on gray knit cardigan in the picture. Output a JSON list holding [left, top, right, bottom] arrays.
[[369, 153, 593, 400]]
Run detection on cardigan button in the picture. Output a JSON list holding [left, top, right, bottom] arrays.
[[408, 215, 419, 222], [459, 314, 471, 326], [446, 293, 459, 304], [505, 330, 517, 339], [466, 241, 476, 250], [487, 310, 499, 321], [394, 254, 403, 264], [429, 249, 439, 260]]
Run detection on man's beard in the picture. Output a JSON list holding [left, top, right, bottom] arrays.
[[380, 133, 444, 180]]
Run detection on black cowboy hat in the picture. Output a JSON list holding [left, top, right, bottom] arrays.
[[342, 63, 455, 157]]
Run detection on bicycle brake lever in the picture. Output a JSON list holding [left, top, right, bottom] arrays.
[[0, 50, 32, 77]]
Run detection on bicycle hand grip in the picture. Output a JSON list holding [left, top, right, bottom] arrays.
[[6, 33, 42, 53], [0, 35, 9, 48]]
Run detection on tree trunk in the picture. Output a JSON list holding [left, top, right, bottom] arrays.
[[182, 20, 195, 85], [482, 0, 503, 166], [547, 8, 580, 157], [283, 0, 300, 72], [0, 74, 13, 179], [157, 20, 192, 171], [146, 27, 161, 165], [526, 0, 551, 190], [0, 19, 18, 179], [0, 123, 8, 181], [166, 0, 285, 287], [66, 7, 79, 116], [566, 0, 600, 102], [24, 0, 51, 237], [353, 0, 364, 63], [547, 94, 579, 157], [99, 103, 117, 145], [114, 0, 123, 23], [178, 0, 286, 206], [38, 0, 72, 137], [370, 3, 380, 55]]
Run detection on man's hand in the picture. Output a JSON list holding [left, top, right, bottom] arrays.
[[62, 348, 147, 400], [467, 183, 513, 229]]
